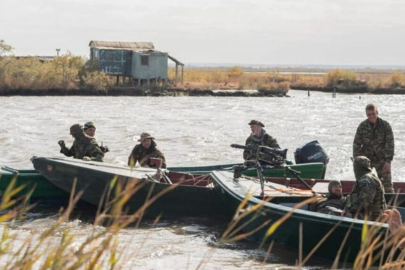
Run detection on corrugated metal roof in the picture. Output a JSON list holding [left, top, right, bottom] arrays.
[[89, 41, 155, 51]]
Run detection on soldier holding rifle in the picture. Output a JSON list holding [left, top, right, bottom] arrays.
[[244, 120, 280, 161]]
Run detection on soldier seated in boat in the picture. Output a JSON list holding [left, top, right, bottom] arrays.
[[128, 132, 167, 169], [343, 156, 386, 220], [58, 124, 104, 162], [244, 120, 280, 161], [83, 121, 109, 153], [309, 180, 347, 216]]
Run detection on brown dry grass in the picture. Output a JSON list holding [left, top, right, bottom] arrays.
[[169, 67, 405, 92]]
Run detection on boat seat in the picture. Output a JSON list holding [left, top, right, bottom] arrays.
[[279, 202, 308, 210]]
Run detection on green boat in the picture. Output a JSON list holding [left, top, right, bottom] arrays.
[[169, 161, 325, 179], [211, 170, 405, 263], [0, 166, 70, 204]]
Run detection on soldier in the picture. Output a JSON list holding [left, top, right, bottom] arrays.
[[353, 103, 394, 193], [310, 180, 346, 216], [243, 120, 280, 160], [84, 121, 109, 153], [58, 124, 104, 162], [128, 132, 166, 168], [344, 156, 386, 220]]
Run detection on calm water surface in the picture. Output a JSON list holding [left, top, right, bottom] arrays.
[[1, 90, 404, 269]]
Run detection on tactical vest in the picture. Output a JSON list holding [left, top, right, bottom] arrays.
[[348, 172, 386, 219]]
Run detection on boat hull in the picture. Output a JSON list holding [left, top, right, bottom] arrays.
[[211, 170, 399, 263], [31, 157, 228, 218], [0, 166, 69, 204]]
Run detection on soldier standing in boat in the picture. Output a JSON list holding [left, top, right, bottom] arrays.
[[344, 156, 386, 220], [83, 121, 109, 153], [310, 180, 347, 216], [243, 120, 280, 160], [58, 124, 104, 162], [128, 132, 167, 168], [353, 103, 394, 193]]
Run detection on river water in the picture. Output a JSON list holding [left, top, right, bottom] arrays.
[[1, 90, 404, 269]]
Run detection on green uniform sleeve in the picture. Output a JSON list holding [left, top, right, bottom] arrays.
[[60, 141, 76, 157], [385, 122, 394, 161], [243, 137, 250, 160], [87, 141, 104, 162], [353, 124, 363, 158], [264, 134, 280, 149], [128, 145, 140, 167], [153, 149, 167, 168]]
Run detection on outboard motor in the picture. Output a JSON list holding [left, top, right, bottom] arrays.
[[294, 140, 329, 178]]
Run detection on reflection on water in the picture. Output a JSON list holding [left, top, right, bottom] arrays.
[[1, 90, 403, 268]]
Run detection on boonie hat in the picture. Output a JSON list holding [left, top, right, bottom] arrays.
[[138, 132, 155, 142], [248, 120, 265, 127]]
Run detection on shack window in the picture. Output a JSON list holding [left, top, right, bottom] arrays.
[[141, 55, 149, 66]]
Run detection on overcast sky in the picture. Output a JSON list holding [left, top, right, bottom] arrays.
[[1, 0, 404, 66]]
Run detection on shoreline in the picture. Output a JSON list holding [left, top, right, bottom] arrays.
[[0, 87, 289, 97], [290, 85, 405, 94]]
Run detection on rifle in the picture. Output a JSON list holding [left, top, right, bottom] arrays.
[[231, 143, 287, 195], [231, 143, 287, 166], [231, 143, 317, 196]]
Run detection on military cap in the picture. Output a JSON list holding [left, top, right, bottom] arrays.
[[84, 121, 96, 130], [70, 124, 83, 135], [138, 132, 155, 142], [248, 120, 265, 127], [328, 180, 341, 194], [353, 156, 372, 170]]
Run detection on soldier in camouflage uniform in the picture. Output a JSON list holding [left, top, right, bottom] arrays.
[[83, 121, 109, 153], [310, 180, 347, 216], [243, 120, 280, 160], [128, 132, 166, 168], [345, 156, 386, 220], [353, 103, 394, 193], [58, 124, 104, 162]]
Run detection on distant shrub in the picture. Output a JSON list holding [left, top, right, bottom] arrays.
[[325, 69, 358, 88], [208, 70, 226, 83], [389, 72, 405, 88], [0, 53, 115, 91], [227, 66, 244, 78]]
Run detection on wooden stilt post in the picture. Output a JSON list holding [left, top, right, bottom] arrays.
[[181, 66, 184, 84], [175, 64, 178, 86]]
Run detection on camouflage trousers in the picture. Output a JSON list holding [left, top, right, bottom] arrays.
[[372, 161, 393, 193]]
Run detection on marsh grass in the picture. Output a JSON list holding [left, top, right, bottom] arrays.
[[170, 67, 405, 94], [0, 54, 113, 91], [3, 171, 405, 269], [0, 172, 182, 269]]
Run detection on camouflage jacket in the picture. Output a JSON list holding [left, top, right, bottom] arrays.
[[243, 129, 280, 160], [347, 172, 386, 219], [60, 135, 104, 162], [128, 142, 166, 168], [353, 117, 394, 163]]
